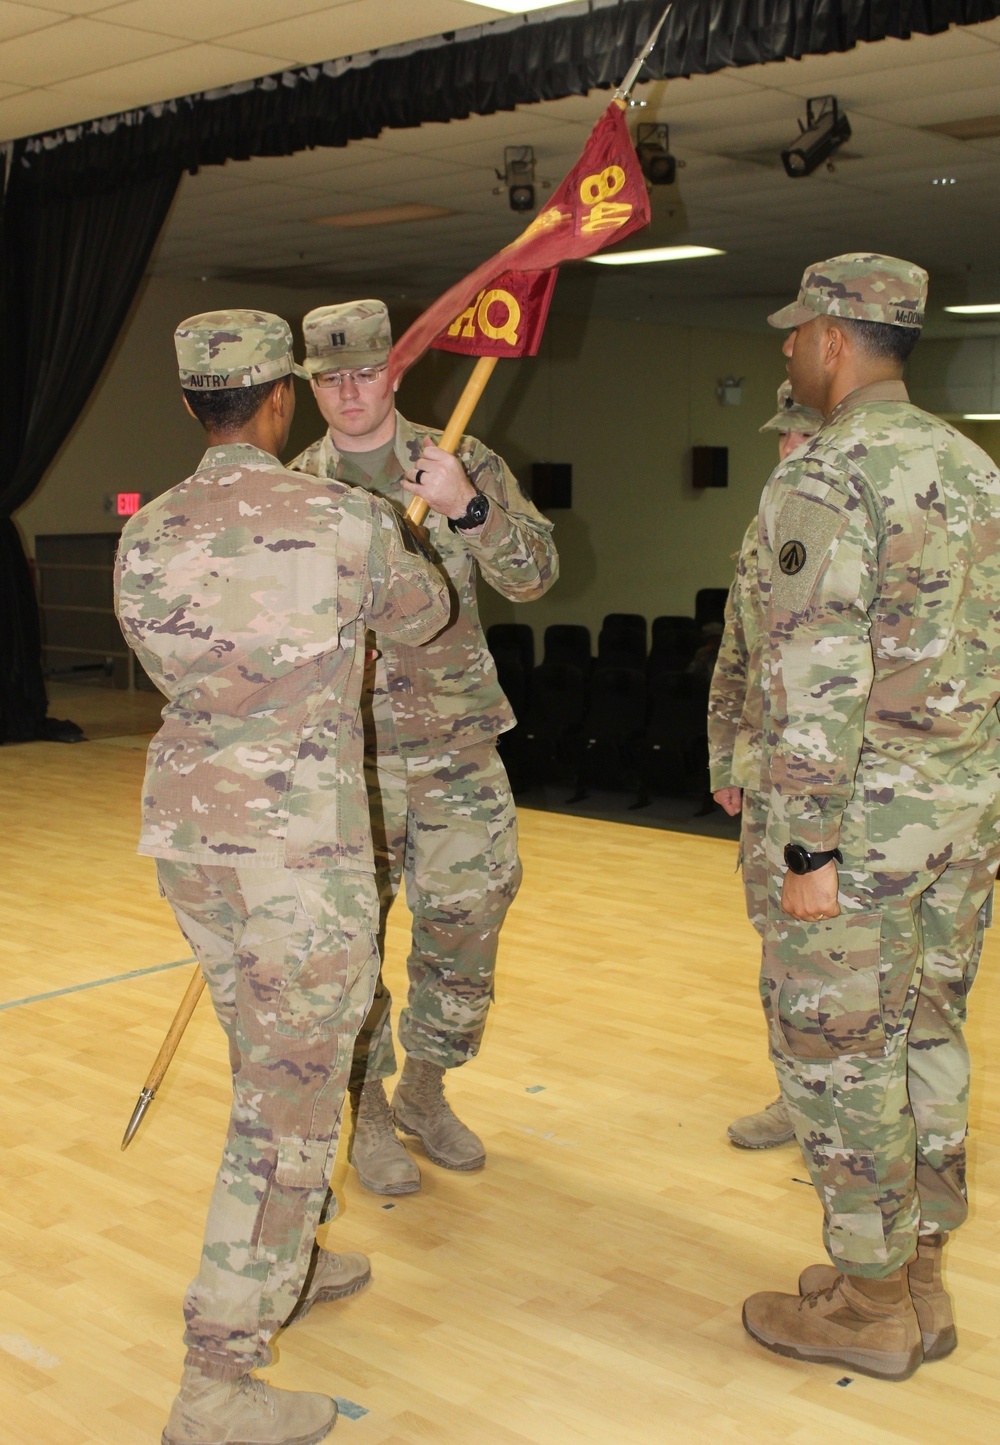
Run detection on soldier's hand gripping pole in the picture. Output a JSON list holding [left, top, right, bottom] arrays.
[[120, 964, 206, 1149], [404, 355, 498, 528]]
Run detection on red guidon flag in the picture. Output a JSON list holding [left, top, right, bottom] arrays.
[[389, 101, 650, 375]]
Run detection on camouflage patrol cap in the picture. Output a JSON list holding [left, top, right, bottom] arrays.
[[302, 300, 392, 375], [759, 380, 824, 435], [768, 253, 928, 330], [175, 310, 309, 390]]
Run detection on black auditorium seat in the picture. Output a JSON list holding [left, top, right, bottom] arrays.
[[694, 588, 729, 631], [595, 612, 647, 672], [542, 623, 592, 674], [521, 661, 588, 787], [572, 664, 647, 798]]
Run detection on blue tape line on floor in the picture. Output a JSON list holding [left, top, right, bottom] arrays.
[[334, 1398, 369, 1420], [0, 957, 196, 1012]]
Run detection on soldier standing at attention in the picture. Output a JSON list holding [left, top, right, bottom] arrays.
[[712, 382, 823, 1151], [291, 300, 558, 1195], [741, 256, 1000, 1380], [115, 311, 449, 1445]]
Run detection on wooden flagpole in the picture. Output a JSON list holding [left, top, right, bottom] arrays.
[[404, 355, 498, 528], [120, 964, 206, 1149]]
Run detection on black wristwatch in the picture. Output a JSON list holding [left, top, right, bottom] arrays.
[[448, 491, 490, 532], [783, 843, 843, 875]]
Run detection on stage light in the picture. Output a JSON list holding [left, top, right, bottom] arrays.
[[945, 303, 1000, 315], [587, 245, 724, 266], [781, 96, 851, 177], [498, 145, 536, 212], [635, 123, 676, 185]]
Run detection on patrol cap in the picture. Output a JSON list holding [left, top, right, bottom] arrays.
[[759, 380, 824, 435], [175, 310, 309, 390], [768, 253, 928, 330], [302, 300, 392, 375]]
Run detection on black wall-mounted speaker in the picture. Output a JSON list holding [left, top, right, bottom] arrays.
[[691, 446, 729, 489], [531, 462, 573, 510]]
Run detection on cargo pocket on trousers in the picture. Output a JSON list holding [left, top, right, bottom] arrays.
[[765, 910, 886, 1062], [251, 1133, 338, 1258], [276, 926, 377, 1039], [486, 812, 517, 872]]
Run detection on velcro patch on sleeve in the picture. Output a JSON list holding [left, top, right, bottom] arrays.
[[771, 494, 848, 614]]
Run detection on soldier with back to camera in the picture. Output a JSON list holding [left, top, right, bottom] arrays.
[[291, 300, 558, 1196], [739, 255, 1000, 1381], [115, 310, 449, 1445]]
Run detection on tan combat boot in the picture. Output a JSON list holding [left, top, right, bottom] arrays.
[[727, 1096, 795, 1149], [162, 1365, 337, 1445], [348, 1079, 421, 1195], [798, 1233, 956, 1361], [743, 1268, 922, 1380], [285, 1246, 372, 1325], [391, 1057, 485, 1171]]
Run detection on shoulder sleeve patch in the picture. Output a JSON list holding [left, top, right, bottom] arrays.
[[771, 493, 848, 614]]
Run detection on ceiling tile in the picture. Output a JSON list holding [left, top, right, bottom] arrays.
[[96, 0, 344, 43], [21, 0, 116, 12], [0, 83, 105, 133], [0, 16, 181, 87], [0, 3, 64, 43], [858, 81, 1000, 128], [43, 43, 299, 114]]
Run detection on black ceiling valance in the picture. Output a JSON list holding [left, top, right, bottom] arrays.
[[12, 0, 1000, 197]]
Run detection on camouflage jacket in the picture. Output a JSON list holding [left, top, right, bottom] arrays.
[[708, 518, 764, 793], [758, 379, 1000, 869], [289, 412, 558, 755], [114, 442, 450, 870]]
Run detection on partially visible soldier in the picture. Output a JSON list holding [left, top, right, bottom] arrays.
[[115, 311, 450, 1445], [290, 301, 558, 1195], [741, 255, 1000, 1381], [713, 381, 822, 1150]]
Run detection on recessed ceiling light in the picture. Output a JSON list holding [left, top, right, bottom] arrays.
[[587, 245, 725, 266], [962, 413, 1000, 421], [945, 303, 1000, 315], [311, 204, 455, 228]]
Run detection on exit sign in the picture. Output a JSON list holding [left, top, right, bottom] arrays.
[[116, 492, 143, 516]]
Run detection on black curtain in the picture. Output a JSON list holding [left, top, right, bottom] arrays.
[[0, 163, 180, 741]]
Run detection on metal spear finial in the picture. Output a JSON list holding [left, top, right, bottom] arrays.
[[614, 3, 672, 105]]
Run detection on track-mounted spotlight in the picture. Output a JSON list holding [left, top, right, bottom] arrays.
[[781, 96, 851, 178]]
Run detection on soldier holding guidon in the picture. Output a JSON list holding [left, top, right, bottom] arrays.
[[291, 301, 558, 1195], [115, 311, 450, 1445], [741, 255, 1000, 1380]]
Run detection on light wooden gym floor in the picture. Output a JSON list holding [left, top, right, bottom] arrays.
[[2, 684, 999, 1445]]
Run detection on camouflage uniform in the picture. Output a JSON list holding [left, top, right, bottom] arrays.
[[758, 259, 1000, 1278], [114, 311, 450, 1380], [291, 381, 557, 1085], [709, 384, 823, 934]]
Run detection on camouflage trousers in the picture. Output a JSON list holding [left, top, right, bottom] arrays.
[[739, 788, 768, 937], [349, 741, 521, 1089], [760, 853, 997, 1277], [157, 861, 379, 1378]]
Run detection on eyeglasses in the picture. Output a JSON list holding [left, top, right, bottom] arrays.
[[314, 364, 388, 390]]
